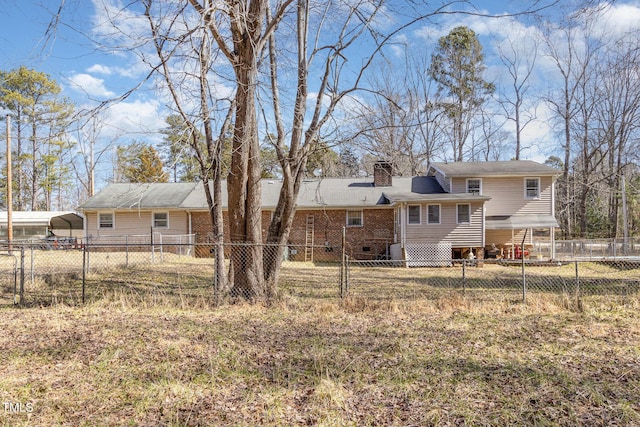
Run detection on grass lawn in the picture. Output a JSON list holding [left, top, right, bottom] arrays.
[[1, 286, 639, 426]]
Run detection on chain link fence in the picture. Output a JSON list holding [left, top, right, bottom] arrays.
[[553, 237, 640, 260], [343, 258, 640, 305], [0, 240, 639, 308]]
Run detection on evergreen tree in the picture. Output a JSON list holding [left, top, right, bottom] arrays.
[[428, 26, 494, 162], [116, 142, 168, 183], [0, 66, 74, 209]]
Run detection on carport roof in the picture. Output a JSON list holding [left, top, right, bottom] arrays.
[[0, 211, 84, 229]]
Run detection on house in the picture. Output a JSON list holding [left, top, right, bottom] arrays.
[[424, 160, 559, 260], [77, 160, 560, 261]]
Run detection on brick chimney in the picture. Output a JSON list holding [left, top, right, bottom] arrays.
[[373, 161, 393, 187]]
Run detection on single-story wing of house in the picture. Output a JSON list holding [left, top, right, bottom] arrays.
[[77, 160, 561, 261]]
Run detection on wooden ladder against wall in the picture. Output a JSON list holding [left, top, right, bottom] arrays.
[[305, 214, 315, 262]]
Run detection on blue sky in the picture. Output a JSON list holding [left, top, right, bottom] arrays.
[[2, 1, 640, 187]]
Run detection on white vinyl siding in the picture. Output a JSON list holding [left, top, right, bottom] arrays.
[[404, 202, 484, 248], [407, 205, 421, 225], [88, 211, 189, 236], [455, 176, 554, 217], [346, 210, 363, 227]]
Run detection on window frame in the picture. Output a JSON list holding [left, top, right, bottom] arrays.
[[98, 212, 114, 229], [407, 204, 421, 225], [466, 178, 482, 195], [427, 204, 441, 225], [153, 212, 169, 228], [457, 204, 471, 224], [346, 210, 363, 227], [524, 177, 541, 199]]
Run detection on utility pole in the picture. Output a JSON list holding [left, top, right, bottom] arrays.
[[6, 114, 13, 252]]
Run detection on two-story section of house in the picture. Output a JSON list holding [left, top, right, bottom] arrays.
[[426, 160, 561, 259]]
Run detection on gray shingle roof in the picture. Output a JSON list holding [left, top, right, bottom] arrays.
[[180, 177, 448, 209], [430, 160, 560, 177], [77, 182, 199, 210], [79, 176, 456, 211], [79, 161, 556, 211]]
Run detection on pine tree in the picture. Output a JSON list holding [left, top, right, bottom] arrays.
[[116, 143, 168, 183], [428, 26, 494, 162]]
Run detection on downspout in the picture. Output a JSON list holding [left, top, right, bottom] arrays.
[[482, 202, 486, 249], [400, 203, 407, 249]]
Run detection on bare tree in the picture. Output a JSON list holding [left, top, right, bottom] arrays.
[[496, 30, 539, 160], [142, 1, 234, 295], [351, 61, 424, 176], [541, 9, 601, 238], [593, 36, 640, 238]]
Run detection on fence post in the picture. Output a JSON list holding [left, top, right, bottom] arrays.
[[340, 227, 346, 298], [345, 255, 350, 296], [213, 244, 219, 306], [12, 254, 17, 305], [30, 244, 34, 286], [82, 240, 87, 304], [125, 235, 129, 268], [462, 260, 466, 295], [85, 237, 91, 273], [521, 253, 527, 304], [19, 246, 25, 307], [574, 260, 580, 303]]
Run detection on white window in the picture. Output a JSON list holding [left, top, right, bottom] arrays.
[[98, 212, 114, 229], [525, 178, 540, 199], [466, 178, 482, 194], [346, 210, 363, 227], [153, 212, 169, 228], [457, 204, 471, 224], [427, 204, 441, 224], [407, 205, 421, 225]]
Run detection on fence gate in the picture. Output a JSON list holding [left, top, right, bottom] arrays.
[[0, 252, 19, 305]]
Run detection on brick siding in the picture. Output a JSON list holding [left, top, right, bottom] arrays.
[[191, 207, 395, 260]]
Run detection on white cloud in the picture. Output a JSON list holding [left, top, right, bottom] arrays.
[[592, 2, 640, 39], [86, 64, 113, 75], [102, 98, 165, 142], [68, 73, 115, 98], [86, 62, 146, 79]]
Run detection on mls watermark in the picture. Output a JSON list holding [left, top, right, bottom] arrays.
[[3, 401, 34, 413]]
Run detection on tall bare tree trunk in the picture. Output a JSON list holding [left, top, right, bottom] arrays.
[[227, 0, 267, 299]]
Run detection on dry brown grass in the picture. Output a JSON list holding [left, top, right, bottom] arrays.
[[1, 286, 639, 426]]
